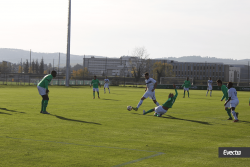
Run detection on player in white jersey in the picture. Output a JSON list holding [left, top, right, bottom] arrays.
[[104, 76, 110, 94], [132, 72, 159, 111], [206, 77, 213, 97], [224, 82, 239, 122]]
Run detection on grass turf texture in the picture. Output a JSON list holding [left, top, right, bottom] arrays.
[[0, 85, 250, 167]]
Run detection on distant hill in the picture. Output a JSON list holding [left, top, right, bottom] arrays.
[[1, 48, 249, 66], [0, 48, 106, 66]]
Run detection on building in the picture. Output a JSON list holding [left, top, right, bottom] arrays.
[[83, 56, 230, 81], [229, 67, 240, 82]]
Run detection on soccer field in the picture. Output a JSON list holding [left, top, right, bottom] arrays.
[[0, 85, 250, 167]]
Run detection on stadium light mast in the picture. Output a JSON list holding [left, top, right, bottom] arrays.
[[65, 0, 71, 87]]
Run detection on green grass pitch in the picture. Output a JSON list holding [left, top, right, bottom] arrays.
[[0, 85, 250, 167]]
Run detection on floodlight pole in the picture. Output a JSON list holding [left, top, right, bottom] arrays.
[[65, 0, 71, 87], [248, 61, 249, 86]]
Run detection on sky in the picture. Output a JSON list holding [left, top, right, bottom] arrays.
[[0, 0, 250, 60]]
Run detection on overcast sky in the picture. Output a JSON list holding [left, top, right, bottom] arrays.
[[0, 0, 250, 60]]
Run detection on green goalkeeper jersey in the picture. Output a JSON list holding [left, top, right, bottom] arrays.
[[221, 85, 229, 101], [38, 74, 53, 89], [91, 79, 100, 88], [182, 80, 191, 88], [162, 89, 178, 108]]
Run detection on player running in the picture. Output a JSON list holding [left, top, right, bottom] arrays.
[[224, 82, 239, 122], [143, 84, 178, 117], [90, 76, 101, 99], [216, 80, 233, 120], [206, 77, 213, 97], [37, 71, 57, 114], [104, 76, 110, 94], [181, 77, 191, 98], [132, 72, 159, 111]]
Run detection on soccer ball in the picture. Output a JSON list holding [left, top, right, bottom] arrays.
[[127, 106, 132, 111]]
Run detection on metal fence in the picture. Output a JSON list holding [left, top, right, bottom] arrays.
[[0, 73, 249, 87], [0, 73, 147, 86]]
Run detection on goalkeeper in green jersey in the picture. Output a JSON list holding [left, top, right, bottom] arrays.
[[143, 84, 178, 117], [216, 79, 235, 120], [181, 77, 191, 98], [37, 71, 57, 114], [90, 76, 101, 99]]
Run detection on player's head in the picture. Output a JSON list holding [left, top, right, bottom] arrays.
[[105, 76, 107, 79], [94, 75, 96, 79], [168, 93, 174, 98], [227, 82, 233, 89], [209, 77, 211, 80], [216, 79, 222, 86], [187, 77, 189, 81], [51, 71, 57, 78], [144, 72, 149, 79]]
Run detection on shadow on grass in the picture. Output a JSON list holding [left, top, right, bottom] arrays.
[[163, 115, 212, 125], [0, 112, 12, 115], [239, 120, 250, 124], [131, 113, 212, 125], [101, 98, 120, 101], [0, 108, 25, 114], [50, 114, 102, 125]]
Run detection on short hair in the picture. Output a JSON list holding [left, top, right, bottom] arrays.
[[217, 79, 222, 84], [228, 82, 233, 87], [94, 75, 96, 77], [51, 71, 57, 75], [145, 72, 149, 76]]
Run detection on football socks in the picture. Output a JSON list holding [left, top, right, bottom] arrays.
[[144, 109, 154, 115], [137, 100, 143, 109]]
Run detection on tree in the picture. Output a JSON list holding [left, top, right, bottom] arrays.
[[18, 66, 22, 73], [153, 61, 175, 83], [39, 58, 44, 74], [129, 47, 149, 82], [24, 60, 29, 73], [35, 59, 39, 74], [31, 60, 35, 73], [71, 68, 89, 79]]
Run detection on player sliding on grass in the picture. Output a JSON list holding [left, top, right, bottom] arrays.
[[90, 76, 101, 99], [224, 82, 239, 122], [37, 71, 57, 114], [143, 84, 178, 117], [216, 79, 233, 120], [104, 76, 110, 94], [181, 77, 191, 98], [206, 77, 213, 97], [132, 72, 159, 111]]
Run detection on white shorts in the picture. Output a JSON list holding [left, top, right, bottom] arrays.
[[143, 91, 156, 100], [104, 84, 109, 88], [207, 86, 212, 90], [224, 100, 230, 108], [155, 106, 168, 115], [184, 87, 189, 91], [93, 88, 99, 92], [37, 86, 46, 96], [230, 99, 239, 108]]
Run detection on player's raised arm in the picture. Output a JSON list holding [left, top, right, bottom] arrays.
[[173, 84, 178, 98]]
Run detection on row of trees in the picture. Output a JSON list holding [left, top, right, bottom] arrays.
[[18, 59, 45, 74], [71, 67, 90, 79]]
